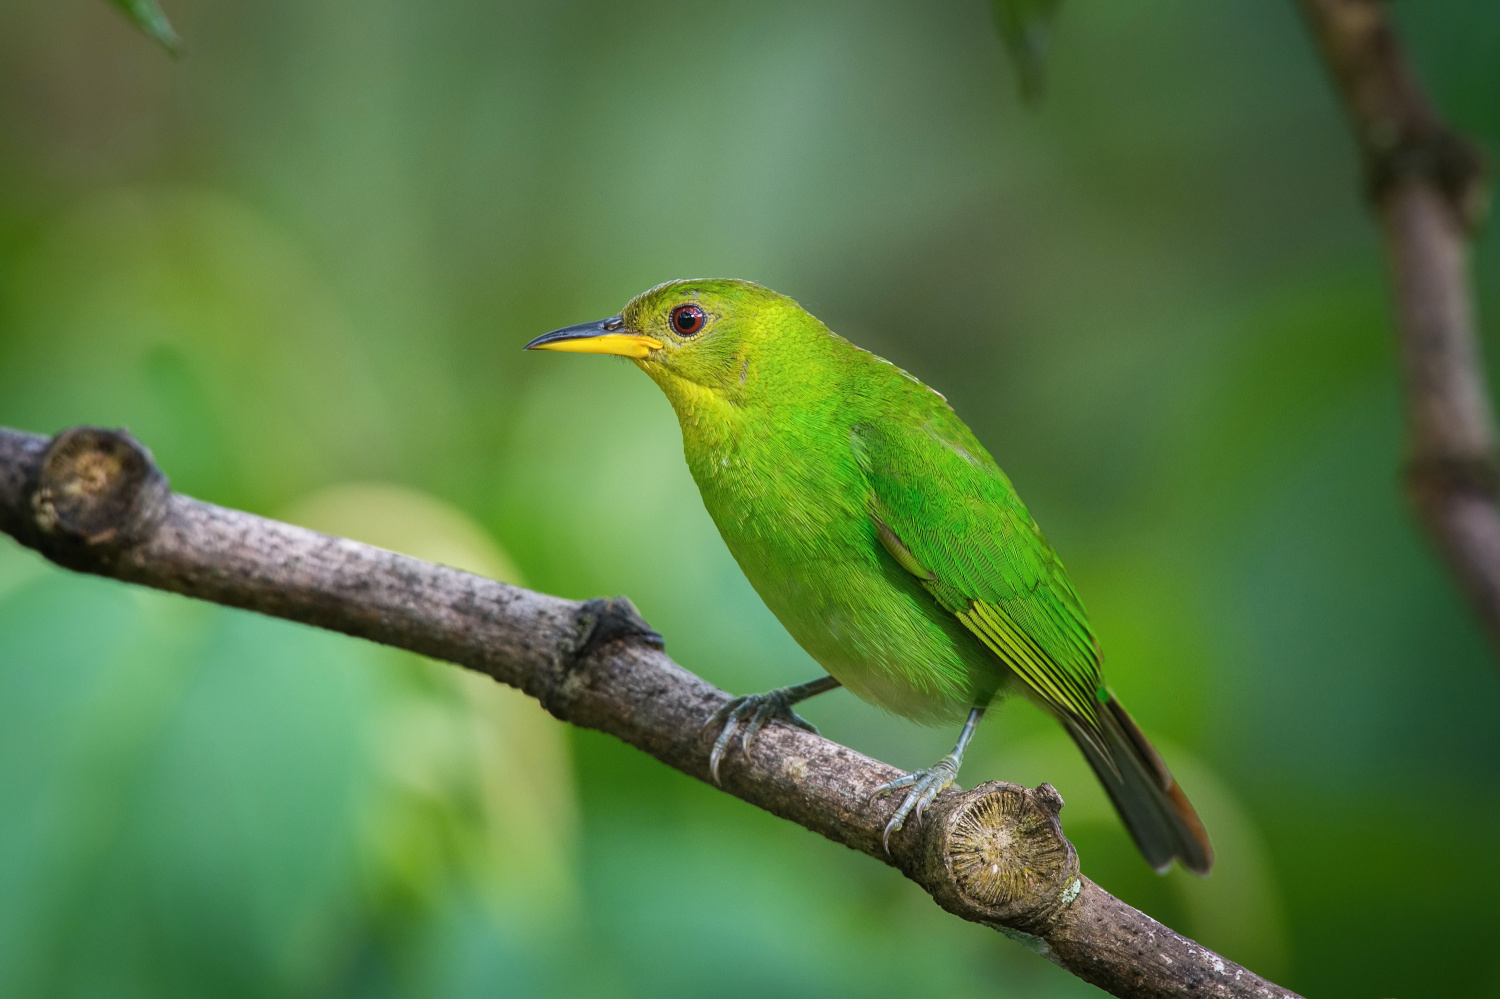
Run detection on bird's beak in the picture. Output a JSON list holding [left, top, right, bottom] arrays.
[[523, 316, 663, 360]]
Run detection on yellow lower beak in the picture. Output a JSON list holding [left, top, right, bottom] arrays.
[[530, 334, 662, 359], [524, 317, 662, 360]]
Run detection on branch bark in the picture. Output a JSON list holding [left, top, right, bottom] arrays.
[[0, 425, 1297, 999], [1299, 0, 1499, 650]]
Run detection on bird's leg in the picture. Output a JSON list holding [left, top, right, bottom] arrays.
[[870, 706, 985, 852], [707, 675, 841, 783]]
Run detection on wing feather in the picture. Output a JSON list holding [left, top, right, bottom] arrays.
[[854, 418, 1108, 753]]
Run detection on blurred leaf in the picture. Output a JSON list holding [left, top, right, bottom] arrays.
[[106, 0, 180, 54], [991, 0, 1061, 104], [2, 188, 399, 512], [281, 483, 582, 927]]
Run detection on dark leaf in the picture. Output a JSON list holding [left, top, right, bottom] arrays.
[[107, 0, 181, 54], [991, 0, 1061, 105]]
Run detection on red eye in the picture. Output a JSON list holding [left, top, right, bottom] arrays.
[[670, 304, 706, 336]]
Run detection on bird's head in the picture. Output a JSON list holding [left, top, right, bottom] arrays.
[[525, 279, 814, 402]]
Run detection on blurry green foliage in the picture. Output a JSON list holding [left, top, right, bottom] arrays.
[[0, 1, 1498, 997]]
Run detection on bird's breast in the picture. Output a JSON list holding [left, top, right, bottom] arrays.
[[685, 420, 866, 565]]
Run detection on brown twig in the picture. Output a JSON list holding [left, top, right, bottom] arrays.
[[0, 425, 1298, 999], [1299, 0, 1499, 650]]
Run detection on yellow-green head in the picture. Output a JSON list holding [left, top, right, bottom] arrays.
[[524, 278, 828, 408]]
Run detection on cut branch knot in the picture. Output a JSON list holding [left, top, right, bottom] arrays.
[[535, 595, 669, 718], [1300, 0, 1490, 233], [922, 781, 1080, 933], [1368, 128, 1489, 235], [573, 596, 666, 662], [30, 427, 168, 557], [1405, 452, 1500, 501]]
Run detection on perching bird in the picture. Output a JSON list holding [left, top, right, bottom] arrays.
[[526, 279, 1213, 873]]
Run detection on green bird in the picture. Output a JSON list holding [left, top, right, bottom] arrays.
[[526, 279, 1212, 873]]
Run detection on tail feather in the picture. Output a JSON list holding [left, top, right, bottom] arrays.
[[1064, 695, 1213, 875]]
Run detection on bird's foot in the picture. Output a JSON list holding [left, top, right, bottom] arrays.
[[869, 755, 961, 852], [706, 687, 820, 784]]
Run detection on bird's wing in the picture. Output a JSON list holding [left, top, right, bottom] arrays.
[[851, 416, 1108, 750]]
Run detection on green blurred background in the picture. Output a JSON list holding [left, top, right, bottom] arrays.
[[1, 1, 1498, 995]]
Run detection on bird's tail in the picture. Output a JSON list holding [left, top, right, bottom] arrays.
[[1063, 694, 1213, 875]]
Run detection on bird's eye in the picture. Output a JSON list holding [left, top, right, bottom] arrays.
[[670, 304, 706, 337]]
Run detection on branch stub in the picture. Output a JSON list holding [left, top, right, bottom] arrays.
[[934, 781, 1080, 930], [32, 427, 168, 548]]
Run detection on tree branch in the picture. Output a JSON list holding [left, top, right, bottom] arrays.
[[0, 425, 1297, 999], [1299, 0, 1500, 651]]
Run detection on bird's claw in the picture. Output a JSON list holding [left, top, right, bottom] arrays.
[[706, 688, 819, 784], [869, 756, 960, 853]]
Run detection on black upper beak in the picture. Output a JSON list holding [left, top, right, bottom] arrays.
[[523, 316, 626, 350], [523, 315, 662, 359]]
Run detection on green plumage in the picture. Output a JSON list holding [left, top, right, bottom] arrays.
[[627, 280, 1099, 726], [532, 278, 1212, 874]]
